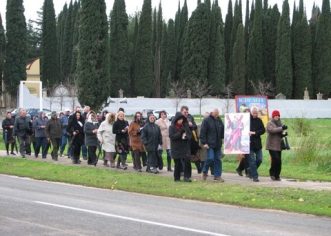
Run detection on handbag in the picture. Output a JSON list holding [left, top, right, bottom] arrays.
[[281, 136, 290, 150]]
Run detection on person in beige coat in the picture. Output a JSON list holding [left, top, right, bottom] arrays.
[[155, 111, 172, 171], [266, 110, 288, 181], [97, 113, 116, 167]]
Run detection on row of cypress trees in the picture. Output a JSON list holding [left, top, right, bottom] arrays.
[[1, 0, 331, 109]]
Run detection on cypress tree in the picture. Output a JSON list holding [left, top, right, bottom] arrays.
[[160, 22, 168, 97], [153, 3, 163, 97], [77, 0, 109, 109], [4, 0, 27, 97], [129, 15, 139, 96], [41, 0, 59, 89], [310, 4, 320, 94], [244, 0, 250, 52], [57, 4, 68, 82], [208, 0, 225, 95], [232, 23, 246, 95], [292, 0, 312, 98], [109, 0, 130, 97], [0, 14, 5, 93], [62, 1, 74, 81], [26, 20, 41, 62], [164, 19, 177, 96], [70, 1, 81, 82], [175, 0, 188, 81], [134, 0, 153, 97], [181, 2, 210, 85], [262, 5, 280, 86], [246, 0, 263, 93], [275, 0, 292, 98], [313, 0, 331, 97], [224, 0, 233, 85]]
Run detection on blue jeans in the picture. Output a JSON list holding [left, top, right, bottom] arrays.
[[60, 134, 69, 155], [81, 145, 87, 158], [248, 149, 263, 179], [35, 137, 48, 158], [202, 148, 222, 177]]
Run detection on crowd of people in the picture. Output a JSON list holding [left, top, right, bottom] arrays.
[[2, 105, 288, 182]]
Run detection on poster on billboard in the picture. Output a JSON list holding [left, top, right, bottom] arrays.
[[224, 113, 250, 154], [235, 95, 269, 126]]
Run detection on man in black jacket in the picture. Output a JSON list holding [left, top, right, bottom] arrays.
[[248, 107, 266, 182], [200, 108, 224, 182], [14, 108, 32, 158]]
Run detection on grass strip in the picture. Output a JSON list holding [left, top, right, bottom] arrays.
[[0, 157, 330, 217]]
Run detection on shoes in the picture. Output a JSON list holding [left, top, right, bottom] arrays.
[[236, 169, 243, 176], [202, 173, 208, 181], [167, 169, 173, 172], [270, 176, 276, 181], [275, 177, 281, 181], [7, 152, 9, 156], [183, 178, 192, 182], [11, 152, 16, 156], [174, 179, 181, 182], [21, 155, 26, 158], [253, 178, 259, 182], [214, 176, 225, 182]]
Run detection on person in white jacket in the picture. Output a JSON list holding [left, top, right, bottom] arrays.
[[97, 113, 116, 167]]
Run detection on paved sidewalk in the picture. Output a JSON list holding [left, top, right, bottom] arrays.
[[1, 150, 331, 191]]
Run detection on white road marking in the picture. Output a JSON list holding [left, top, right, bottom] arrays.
[[34, 201, 231, 236]]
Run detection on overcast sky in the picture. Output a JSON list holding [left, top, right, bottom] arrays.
[[0, 0, 323, 29]]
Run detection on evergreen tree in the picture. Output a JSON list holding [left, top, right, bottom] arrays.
[[181, 2, 211, 85], [134, 0, 153, 97], [4, 0, 27, 97], [62, 1, 74, 81], [109, 0, 130, 97], [228, 0, 242, 85], [313, 0, 331, 97], [310, 4, 320, 94], [160, 22, 168, 97], [224, 0, 233, 85], [246, 0, 263, 93], [0, 14, 5, 93], [275, 0, 292, 98], [208, 0, 225, 95], [153, 3, 163, 97], [244, 0, 250, 52], [41, 0, 59, 89], [70, 1, 81, 82], [57, 4, 68, 82], [175, 0, 188, 81], [129, 15, 139, 96], [77, 0, 109, 109], [26, 20, 41, 62], [232, 23, 246, 94], [262, 5, 280, 86], [292, 0, 312, 98]]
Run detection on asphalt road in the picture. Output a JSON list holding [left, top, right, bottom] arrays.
[[0, 174, 330, 236]]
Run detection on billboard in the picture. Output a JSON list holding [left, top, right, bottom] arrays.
[[235, 95, 269, 126], [224, 113, 250, 154]]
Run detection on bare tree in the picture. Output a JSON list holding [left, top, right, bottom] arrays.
[[223, 84, 234, 113], [191, 80, 213, 116], [249, 80, 275, 97], [169, 80, 187, 111]]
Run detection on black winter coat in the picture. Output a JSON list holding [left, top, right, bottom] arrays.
[[200, 115, 224, 149], [169, 113, 192, 159], [67, 119, 85, 146], [2, 118, 15, 142], [84, 121, 99, 146], [113, 119, 129, 153], [250, 115, 265, 151], [141, 120, 162, 152]]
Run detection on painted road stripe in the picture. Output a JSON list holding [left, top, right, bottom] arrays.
[[35, 201, 231, 236]]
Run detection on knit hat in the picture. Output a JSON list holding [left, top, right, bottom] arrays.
[[271, 110, 280, 118]]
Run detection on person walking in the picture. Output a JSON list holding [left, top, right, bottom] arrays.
[[113, 111, 130, 169], [247, 107, 266, 182], [33, 112, 48, 159], [169, 112, 192, 182], [200, 108, 225, 182], [84, 111, 100, 166], [2, 111, 16, 156], [128, 112, 145, 172], [67, 111, 85, 164], [155, 111, 172, 172], [266, 110, 288, 181], [45, 112, 62, 161], [14, 108, 32, 158], [59, 109, 70, 157], [97, 113, 116, 167], [141, 113, 162, 174]]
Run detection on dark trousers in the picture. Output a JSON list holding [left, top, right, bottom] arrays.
[[25, 136, 31, 155], [72, 143, 82, 163], [87, 146, 98, 165], [50, 138, 61, 160], [159, 149, 172, 170], [141, 152, 147, 166], [18, 135, 30, 157], [147, 150, 158, 169], [35, 137, 48, 158], [5, 142, 15, 154], [237, 154, 249, 175], [173, 158, 192, 181], [82, 145, 88, 159], [132, 150, 142, 170], [269, 150, 282, 179]]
